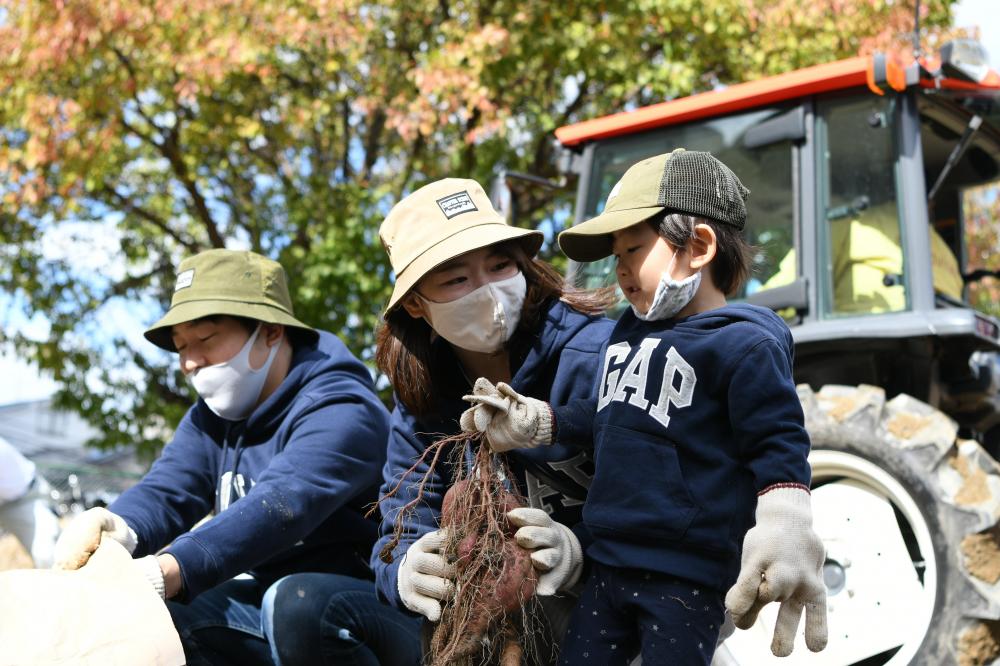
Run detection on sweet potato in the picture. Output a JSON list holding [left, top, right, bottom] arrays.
[[376, 431, 539, 665], [434, 476, 538, 662]]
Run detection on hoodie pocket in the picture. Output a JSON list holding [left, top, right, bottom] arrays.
[[584, 425, 698, 541]]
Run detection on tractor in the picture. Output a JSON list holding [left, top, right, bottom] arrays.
[[516, 39, 1000, 665]]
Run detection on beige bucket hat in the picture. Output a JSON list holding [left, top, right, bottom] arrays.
[[379, 178, 543, 314], [558, 149, 749, 262], [144, 249, 318, 352]]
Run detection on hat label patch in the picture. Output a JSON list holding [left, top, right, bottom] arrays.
[[436, 191, 478, 219], [175, 269, 195, 291]]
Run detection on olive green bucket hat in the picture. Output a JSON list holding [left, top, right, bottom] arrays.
[[144, 249, 318, 352], [558, 148, 750, 262], [379, 178, 543, 315]]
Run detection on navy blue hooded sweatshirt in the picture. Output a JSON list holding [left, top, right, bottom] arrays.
[[559, 303, 811, 591], [372, 299, 614, 609], [112, 331, 390, 601]]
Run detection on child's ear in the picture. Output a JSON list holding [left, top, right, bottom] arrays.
[[687, 223, 717, 271]]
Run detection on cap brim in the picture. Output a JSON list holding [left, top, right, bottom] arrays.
[[144, 299, 318, 352], [384, 224, 543, 315], [558, 206, 665, 262]]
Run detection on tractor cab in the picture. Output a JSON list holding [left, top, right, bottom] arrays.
[[557, 42, 1000, 449], [541, 41, 1000, 666]]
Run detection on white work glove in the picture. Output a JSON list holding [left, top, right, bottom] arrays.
[[725, 486, 828, 657], [460, 378, 554, 453], [53, 507, 138, 570], [134, 555, 166, 600], [507, 507, 582, 596], [397, 530, 457, 622]]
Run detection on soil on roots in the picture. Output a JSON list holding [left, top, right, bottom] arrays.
[[377, 432, 542, 665]]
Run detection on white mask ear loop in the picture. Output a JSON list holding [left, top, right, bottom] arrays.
[[188, 324, 282, 420], [632, 246, 701, 322], [664, 249, 680, 281]]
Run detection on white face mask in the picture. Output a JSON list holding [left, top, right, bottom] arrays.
[[188, 324, 280, 421], [632, 253, 702, 322], [421, 272, 526, 353]]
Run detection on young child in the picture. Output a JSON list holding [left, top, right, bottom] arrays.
[[462, 149, 827, 664]]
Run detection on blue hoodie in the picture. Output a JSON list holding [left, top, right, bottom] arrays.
[[575, 303, 811, 590], [112, 331, 390, 601], [372, 300, 614, 609]]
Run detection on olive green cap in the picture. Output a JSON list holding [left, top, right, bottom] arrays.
[[558, 149, 750, 262], [144, 249, 318, 352], [379, 178, 543, 315]]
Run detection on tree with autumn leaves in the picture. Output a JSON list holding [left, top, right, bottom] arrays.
[[0, 0, 976, 454]]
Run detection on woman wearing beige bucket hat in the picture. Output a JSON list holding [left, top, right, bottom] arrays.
[[269, 178, 615, 664], [50, 249, 406, 665]]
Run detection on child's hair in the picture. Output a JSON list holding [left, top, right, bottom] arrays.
[[648, 212, 753, 296], [375, 240, 617, 417]]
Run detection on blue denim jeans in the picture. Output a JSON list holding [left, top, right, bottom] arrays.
[[167, 572, 418, 666], [263, 573, 422, 666], [167, 576, 274, 666]]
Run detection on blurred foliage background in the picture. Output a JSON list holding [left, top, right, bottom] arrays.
[[0, 0, 986, 456], [964, 186, 1000, 317]]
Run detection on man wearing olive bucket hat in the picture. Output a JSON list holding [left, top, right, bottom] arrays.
[[52, 249, 399, 665]]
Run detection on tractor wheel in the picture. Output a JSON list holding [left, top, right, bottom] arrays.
[[715, 384, 1000, 666]]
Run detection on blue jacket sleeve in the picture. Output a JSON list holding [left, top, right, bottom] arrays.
[[548, 340, 605, 449], [550, 397, 597, 449], [371, 405, 452, 610], [111, 407, 217, 556], [728, 338, 812, 492], [163, 393, 389, 601]]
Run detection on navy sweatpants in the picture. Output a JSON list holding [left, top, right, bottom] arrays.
[[560, 562, 725, 665]]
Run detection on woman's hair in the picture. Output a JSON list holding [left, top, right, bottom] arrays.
[[648, 212, 753, 296], [375, 240, 616, 417]]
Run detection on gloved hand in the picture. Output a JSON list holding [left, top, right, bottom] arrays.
[[507, 507, 582, 596], [460, 377, 506, 434], [397, 530, 457, 622], [134, 555, 166, 600], [725, 485, 828, 656], [53, 507, 138, 570], [460, 378, 554, 452]]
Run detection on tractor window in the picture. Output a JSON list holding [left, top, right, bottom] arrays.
[[963, 184, 1000, 318], [816, 95, 907, 317], [918, 93, 1000, 318], [577, 107, 796, 302]]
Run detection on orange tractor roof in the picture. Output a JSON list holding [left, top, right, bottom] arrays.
[[555, 54, 1000, 148]]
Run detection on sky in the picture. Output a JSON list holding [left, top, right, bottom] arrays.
[[1, 1, 999, 406], [953, 0, 1000, 70]]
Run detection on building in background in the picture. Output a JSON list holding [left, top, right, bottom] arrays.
[[0, 399, 144, 512]]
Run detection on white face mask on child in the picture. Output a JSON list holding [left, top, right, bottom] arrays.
[[421, 272, 526, 353], [632, 253, 701, 322], [189, 324, 280, 421]]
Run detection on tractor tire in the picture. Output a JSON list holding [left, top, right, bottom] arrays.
[[715, 384, 1000, 666]]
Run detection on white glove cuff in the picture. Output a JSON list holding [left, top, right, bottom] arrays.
[[530, 400, 555, 447], [135, 555, 166, 600], [756, 485, 812, 521]]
